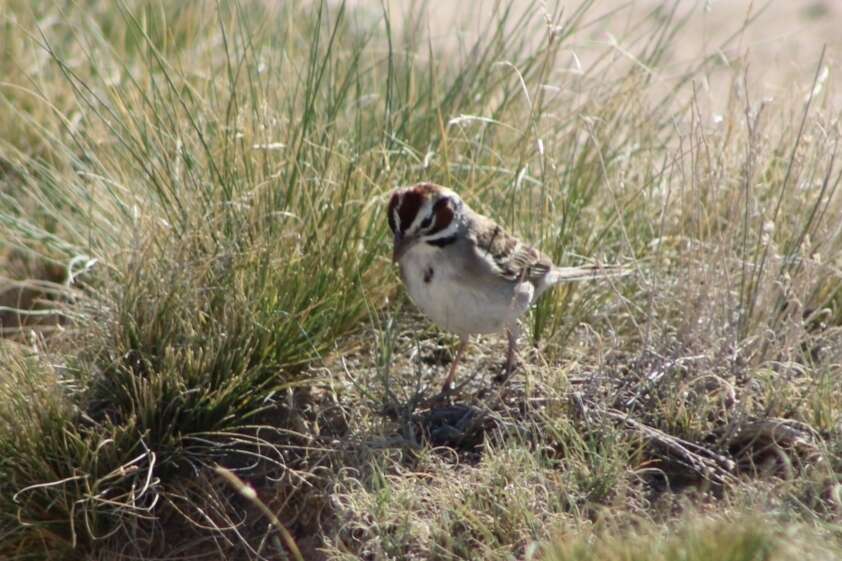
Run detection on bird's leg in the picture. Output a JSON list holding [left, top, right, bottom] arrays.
[[504, 322, 521, 379], [441, 335, 469, 393], [501, 268, 530, 380]]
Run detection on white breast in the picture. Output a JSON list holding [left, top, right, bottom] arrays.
[[398, 243, 534, 336]]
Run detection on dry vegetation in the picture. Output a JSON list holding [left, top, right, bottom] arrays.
[[1, 1, 841, 559]]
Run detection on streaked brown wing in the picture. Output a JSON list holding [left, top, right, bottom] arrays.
[[471, 218, 553, 283]]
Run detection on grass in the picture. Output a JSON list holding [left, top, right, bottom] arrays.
[[545, 513, 841, 561], [1, 0, 841, 559]]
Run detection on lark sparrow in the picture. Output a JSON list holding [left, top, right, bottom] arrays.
[[388, 182, 627, 393]]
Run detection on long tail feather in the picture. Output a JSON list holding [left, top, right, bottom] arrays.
[[546, 264, 630, 284]]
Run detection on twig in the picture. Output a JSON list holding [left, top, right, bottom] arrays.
[[215, 466, 304, 561], [599, 406, 737, 486]]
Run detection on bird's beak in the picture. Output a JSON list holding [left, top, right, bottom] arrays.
[[392, 232, 416, 263]]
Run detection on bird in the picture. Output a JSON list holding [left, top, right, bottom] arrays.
[[387, 182, 628, 393]]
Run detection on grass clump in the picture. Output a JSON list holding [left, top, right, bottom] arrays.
[[325, 425, 637, 560], [547, 513, 840, 561], [0, 0, 401, 556]]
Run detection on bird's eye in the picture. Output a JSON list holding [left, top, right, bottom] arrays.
[[420, 215, 433, 230]]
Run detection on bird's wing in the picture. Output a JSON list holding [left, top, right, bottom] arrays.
[[468, 215, 554, 284]]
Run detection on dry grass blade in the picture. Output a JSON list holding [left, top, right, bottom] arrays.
[[725, 418, 825, 476], [600, 405, 737, 486], [215, 466, 304, 561]]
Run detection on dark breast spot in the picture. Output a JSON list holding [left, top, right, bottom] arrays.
[[423, 266, 434, 284]]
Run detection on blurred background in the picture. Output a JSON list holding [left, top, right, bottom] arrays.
[[348, 0, 841, 109]]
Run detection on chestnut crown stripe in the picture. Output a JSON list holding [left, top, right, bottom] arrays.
[[396, 191, 424, 234], [427, 198, 453, 236]]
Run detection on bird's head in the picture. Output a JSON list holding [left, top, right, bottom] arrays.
[[387, 183, 463, 263]]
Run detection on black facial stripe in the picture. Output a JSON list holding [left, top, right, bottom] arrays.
[[426, 235, 457, 248]]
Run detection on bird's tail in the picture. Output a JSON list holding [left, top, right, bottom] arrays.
[[546, 264, 630, 285]]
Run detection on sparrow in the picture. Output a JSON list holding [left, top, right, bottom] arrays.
[[387, 182, 627, 393]]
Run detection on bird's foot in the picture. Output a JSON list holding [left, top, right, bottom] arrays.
[[493, 354, 522, 384], [423, 388, 454, 409]]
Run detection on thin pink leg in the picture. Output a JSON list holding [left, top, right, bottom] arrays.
[[504, 324, 520, 378], [441, 336, 469, 393]]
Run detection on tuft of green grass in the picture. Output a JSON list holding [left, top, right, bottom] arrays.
[[546, 514, 840, 561], [324, 435, 637, 561]]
